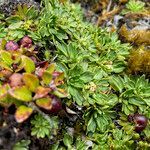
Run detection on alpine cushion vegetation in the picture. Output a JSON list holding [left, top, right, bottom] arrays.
[[0, 0, 150, 149]]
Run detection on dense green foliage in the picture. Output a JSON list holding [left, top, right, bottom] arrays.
[[0, 0, 150, 149], [31, 114, 59, 138], [13, 140, 31, 150], [125, 0, 145, 13], [121, 0, 146, 14]]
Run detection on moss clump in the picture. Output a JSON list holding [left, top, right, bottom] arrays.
[[119, 24, 150, 45], [128, 46, 150, 75]]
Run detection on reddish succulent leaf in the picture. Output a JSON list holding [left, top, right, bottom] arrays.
[[41, 71, 53, 85], [54, 72, 64, 86], [36, 60, 49, 68], [46, 63, 56, 74], [53, 88, 68, 98], [20, 36, 32, 48], [52, 71, 61, 78], [36, 97, 52, 110], [35, 62, 52, 78], [9, 86, 32, 102], [33, 86, 51, 99], [23, 73, 39, 92], [30, 56, 38, 64], [15, 105, 33, 123], [35, 67, 44, 77], [9, 73, 23, 87], [5, 41, 19, 51], [0, 69, 12, 78]]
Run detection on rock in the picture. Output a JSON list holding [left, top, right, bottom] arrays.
[[0, 0, 41, 16], [119, 13, 150, 45]]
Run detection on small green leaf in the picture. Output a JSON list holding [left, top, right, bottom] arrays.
[[13, 140, 31, 150], [42, 71, 53, 85], [0, 39, 7, 50], [96, 115, 109, 133], [36, 97, 52, 110], [6, 16, 21, 24], [122, 102, 133, 115], [23, 73, 39, 92], [112, 61, 126, 73], [0, 84, 11, 106], [143, 98, 150, 107], [54, 72, 64, 86], [80, 72, 93, 83], [87, 116, 96, 132], [8, 21, 23, 29], [70, 78, 84, 88], [68, 86, 84, 105], [63, 133, 73, 149], [46, 63, 56, 74], [18, 55, 35, 73], [0, 51, 13, 66], [16, 4, 25, 19], [26, 6, 38, 19], [9, 86, 32, 102], [31, 114, 52, 138], [15, 105, 33, 123], [53, 88, 68, 98], [0, 84, 9, 99], [109, 76, 124, 93]]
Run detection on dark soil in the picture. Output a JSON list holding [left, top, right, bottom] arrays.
[[0, 105, 54, 150], [0, 104, 83, 149]]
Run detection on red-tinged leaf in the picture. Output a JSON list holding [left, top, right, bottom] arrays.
[[41, 71, 53, 85], [23, 73, 39, 92], [35, 67, 45, 77], [52, 71, 62, 78], [36, 60, 49, 68], [54, 72, 64, 86], [15, 105, 33, 123], [9, 86, 32, 102], [36, 97, 52, 110], [33, 86, 51, 99], [53, 88, 68, 98], [0, 69, 12, 78], [46, 63, 56, 74], [9, 73, 23, 87]]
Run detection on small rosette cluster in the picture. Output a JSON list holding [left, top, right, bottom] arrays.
[[0, 36, 67, 123]]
